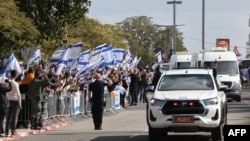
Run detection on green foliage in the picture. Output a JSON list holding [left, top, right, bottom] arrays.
[[0, 0, 40, 59], [116, 16, 185, 66], [16, 0, 91, 43], [66, 17, 129, 51]]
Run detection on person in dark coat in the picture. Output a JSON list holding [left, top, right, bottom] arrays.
[[152, 66, 162, 89], [88, 72, 112, 130], [0, 77, 12, 136], [129, 68, 140, 106], [28, 70, 59, 130]]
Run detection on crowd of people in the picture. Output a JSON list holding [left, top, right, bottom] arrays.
[[0, 61, 162, 135], [239, 64, 250, 86]]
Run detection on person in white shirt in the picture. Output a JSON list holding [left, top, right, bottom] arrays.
[[5, 70, 22, 137]]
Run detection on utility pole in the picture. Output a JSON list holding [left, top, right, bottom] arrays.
[[202, 0, 205, 50], [167, 0, 182, 55], [156, 24, 185, 59]]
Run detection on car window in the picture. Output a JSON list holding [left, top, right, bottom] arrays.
[[158, 74, 214, 91]]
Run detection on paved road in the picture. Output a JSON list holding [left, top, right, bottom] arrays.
[[10, 89, 250, 141]]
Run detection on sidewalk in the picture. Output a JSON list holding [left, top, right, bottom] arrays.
[[0, 107, 124, 141]]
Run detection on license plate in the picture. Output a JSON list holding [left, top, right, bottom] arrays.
[[172, 116, 194, 123]]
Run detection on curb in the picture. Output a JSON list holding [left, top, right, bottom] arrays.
[[0, 110, 122, 141]]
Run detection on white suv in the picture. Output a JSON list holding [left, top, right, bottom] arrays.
[[146, 68, 227, 141]]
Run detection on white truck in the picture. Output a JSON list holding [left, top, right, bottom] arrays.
[[146, 68, 227, 141], [201, 47, 241, 102], [169, 52, 192, 69]]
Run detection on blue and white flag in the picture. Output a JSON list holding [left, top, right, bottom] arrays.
[[135, 57, 141, 66], [89, 49, 101, 64], [129, 56, 137, 69], [155, 51, 162, 63], [0, 53, 24, 79], [76, 58, 105, 83], [125, 48, 132, 62], [50, 49, 65, 65], [50, 42, 83, 65], [93, 43, 107, 52], [66, 42, 83, 70], [112, 48, 124, 65], [78, 50, 90, 69], [100, 46, 113, 67], [28, 46, 41, 67], [88, 43, 107, 64], [55, 47, 70, 75]]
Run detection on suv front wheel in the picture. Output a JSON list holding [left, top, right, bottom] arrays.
[[211, 108, 227, 140], [149, 127, 168, 141]]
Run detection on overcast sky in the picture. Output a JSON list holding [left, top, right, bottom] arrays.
[[87, 0, 250, 58]]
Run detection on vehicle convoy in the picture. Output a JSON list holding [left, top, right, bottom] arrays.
[[201, 47, 242, 102], [146, 68, 227, 141], [169, 51, 192, 69]]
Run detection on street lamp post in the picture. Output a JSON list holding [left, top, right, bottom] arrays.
[[202, 0, 205, 50], [167, 0, 182, 55]]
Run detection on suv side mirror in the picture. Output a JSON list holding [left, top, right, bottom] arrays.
[[218, 84, 228, 92]]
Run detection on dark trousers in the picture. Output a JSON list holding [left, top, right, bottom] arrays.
[[5, 100, 21, 134], [91, 101, 103, 129], [129, 87, 138, 105], [30, 100, 42, 128], [120, 92, 126, 107], [0, 108, 8, 134]]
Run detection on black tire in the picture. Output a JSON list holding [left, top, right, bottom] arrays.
[[149, 127, 167, 141], [211, 108, 226, 141], [211, 121, 223, 140], [235, 96, 241, 102]]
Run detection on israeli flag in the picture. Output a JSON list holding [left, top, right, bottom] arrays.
[[135, 57, 141, 66], [76, 58, 104, 78], [0, 53, 24, 79], [89, 49, 101, 64], [28, 46, 41, 67], [125, 49, 132, 62], [55, 47, 70, 75], [50, 42, 83, 65], [129, 56, 137, 69], [112, 48, 124, 64], [50, 49, 65, 65], [93, 43, 107, 52], [78, 50, 90, 69], [100, 46, 113, 67], [155, 51, 162, 63], [66, 42, 83, 69]]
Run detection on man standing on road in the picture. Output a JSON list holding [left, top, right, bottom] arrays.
[[88, 72, 112, 130]]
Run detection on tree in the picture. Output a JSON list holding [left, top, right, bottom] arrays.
[[66, 17, 129, 50], [0, 0, 40, 60], [16, 0, 91, 45], [116, 16, 185, 67]]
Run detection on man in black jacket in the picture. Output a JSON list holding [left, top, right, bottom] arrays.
[[152, 66, 162, 89], [88, 72, 112, 130], [0, 77, 12, 136]]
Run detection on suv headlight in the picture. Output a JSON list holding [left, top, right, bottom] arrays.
[[150, 99, 165, 107], [202, 97, 218, 106]]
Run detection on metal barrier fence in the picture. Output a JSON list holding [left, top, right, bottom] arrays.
[[17, 85, 123, 129]]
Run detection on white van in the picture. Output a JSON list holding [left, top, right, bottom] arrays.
[[169, 52, 192, 69], [202, 47, 241, 102], [190, 53, 203, 68]]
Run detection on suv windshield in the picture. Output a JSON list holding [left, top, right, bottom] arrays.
[[158, 74, 214, 91]]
